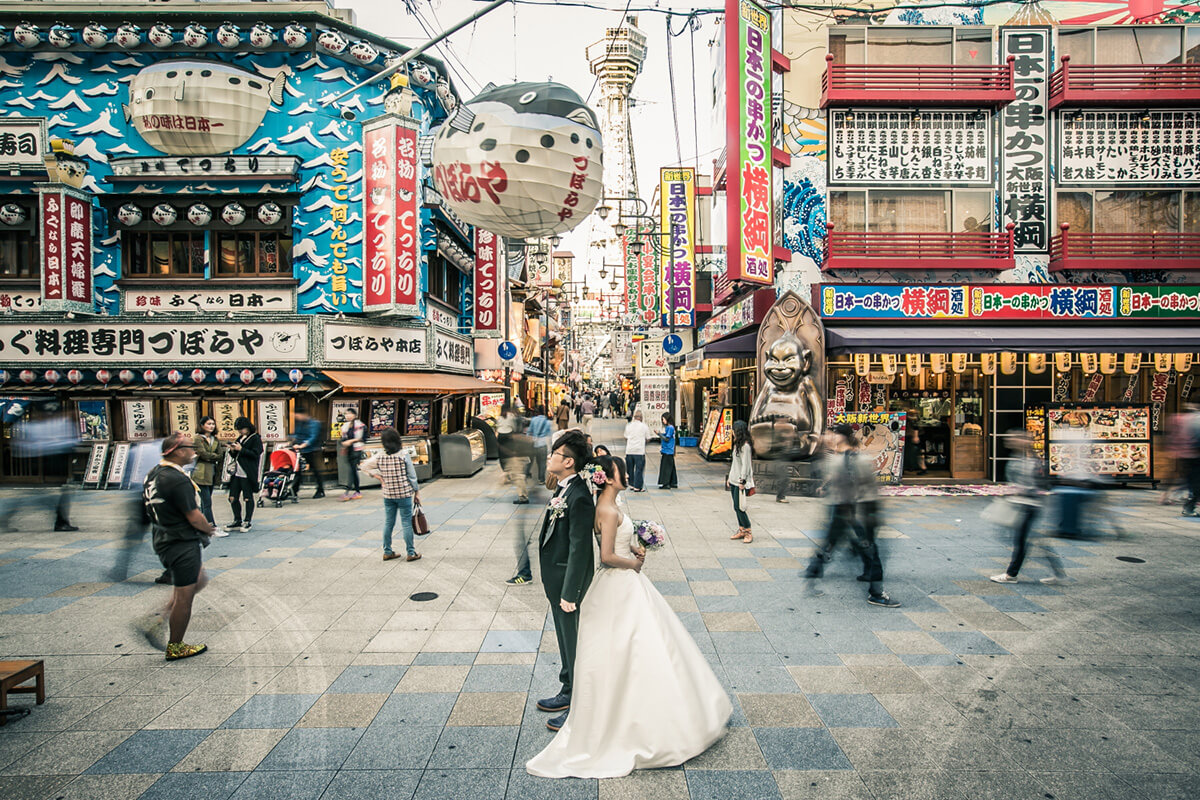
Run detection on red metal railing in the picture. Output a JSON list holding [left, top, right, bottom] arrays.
[[821, 54, 1016, 107], [1049, 56, 1200, 108], [1049, 224, 1200, 270], [824, 223, 1015, 270]]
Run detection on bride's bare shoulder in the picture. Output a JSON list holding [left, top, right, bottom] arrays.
[[595, 502, 621, 526]]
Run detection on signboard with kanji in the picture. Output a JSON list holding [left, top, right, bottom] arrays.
[[473, 229, 502, 337], [829, 111, 992, 185], [1000, 28, 1051, 254], [38, 186, 93, 313], [660, 167, 697, 327], [624, 224, 659, 326], [362, 118, 421, 316], [1058, 111, 1200, 185]]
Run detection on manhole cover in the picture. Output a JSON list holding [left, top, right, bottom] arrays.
[[409, 592, 439, 601], [1115, 556, 1146, 564]]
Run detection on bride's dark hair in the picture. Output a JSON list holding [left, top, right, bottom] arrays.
[[589, 454, 627, 488]]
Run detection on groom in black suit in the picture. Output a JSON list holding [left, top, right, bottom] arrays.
[[536, 430, 595, 732]]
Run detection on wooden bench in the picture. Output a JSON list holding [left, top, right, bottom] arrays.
[[0, 660, 45, 725]]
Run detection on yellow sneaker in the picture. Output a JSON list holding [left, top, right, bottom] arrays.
[[165, 642, 208, 661]]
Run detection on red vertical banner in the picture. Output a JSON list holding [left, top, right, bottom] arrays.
[[40, 192, 63, 301], [62, 194, 91, 305], [395, 125, 420, 311], [473, 228, 501, 336], [363, 124, 396, 311]]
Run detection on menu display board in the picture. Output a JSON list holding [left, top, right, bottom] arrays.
[[330, 400, 359, 441], [1025, 405, 1046, 459], [1044, 403, 1152, 480], [479, 393, 504, 420], [698, 409, 721, 456], [829, 411, 908, 484], [699, 407, 734, 460], [369, 399, 398, 437], [76, 400, 110, 442], [406, 399, 431, 434], [83, 442, 109, 487]]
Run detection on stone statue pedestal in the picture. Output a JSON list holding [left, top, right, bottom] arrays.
[[752, 459, 821, 497]]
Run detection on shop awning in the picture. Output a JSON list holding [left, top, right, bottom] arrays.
[[704, 329, 759, 356], [323, 370, 504, 395], [825, 325, 1200, 354]]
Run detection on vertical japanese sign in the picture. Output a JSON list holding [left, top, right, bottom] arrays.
[[167, 400, 198, 436], [123, 399, 155, 441], [363, 123, 396, 311], [624, 224, 659, 325], [726, 0, 773, 284], [395, 123, 420, 313], [256, 399, 288, 442], [474, 229, 502, 336], [39, 187, 93, 312], [211, 400, 241, 442], [328, 147, 353, 308], [660, 167, 697, 328], [1001, 28, 1050, 254]]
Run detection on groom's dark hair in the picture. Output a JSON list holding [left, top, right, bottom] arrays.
[[555, 430, 590, 473]]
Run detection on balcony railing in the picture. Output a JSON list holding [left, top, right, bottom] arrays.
[[1049, 56, 1200, 108], [821, 54, 1016, 108], [824, 223, 1015, 271], [1049, 224, 1200, 270]]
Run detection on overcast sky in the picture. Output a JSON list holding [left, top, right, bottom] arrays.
[[340, 0, 717, 282]]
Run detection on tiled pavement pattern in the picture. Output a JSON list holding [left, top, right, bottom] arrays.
[[1, 418, 1198, 800]]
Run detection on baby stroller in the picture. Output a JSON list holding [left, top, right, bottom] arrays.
[[258, 448, 303, 508]]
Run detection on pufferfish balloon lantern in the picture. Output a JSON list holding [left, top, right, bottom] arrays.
[[430, 82, 602, 239]]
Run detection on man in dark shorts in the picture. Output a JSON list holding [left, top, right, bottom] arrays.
[[143, 432, 219, 661]]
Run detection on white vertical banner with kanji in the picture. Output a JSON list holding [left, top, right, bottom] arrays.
[[473, 229, 502, 337], [166, 400, 198, 436], [123, 399, 155, 441], [256, 399, 288, 442], [1000, 28, 1051, 254]]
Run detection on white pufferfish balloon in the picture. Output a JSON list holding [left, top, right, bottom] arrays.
[[431, 82, 602, 239]]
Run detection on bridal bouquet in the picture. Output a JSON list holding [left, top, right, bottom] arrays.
[[632, 519, 667, 552]]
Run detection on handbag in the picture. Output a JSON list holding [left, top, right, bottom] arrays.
[[412, 500, 430, 536], [981, 498, 1021, 528], [219, 450, 237, 484], [745, 487, 757, 497], [738, 488, 752, 512]]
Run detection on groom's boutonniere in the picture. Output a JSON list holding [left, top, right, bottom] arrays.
[[548, 496, 568, 522]]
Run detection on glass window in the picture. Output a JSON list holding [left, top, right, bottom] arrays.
[[1187, 26, 1200, 63], [213, 232, 290, 277], [1183, 191, 1200, 233], [0, 232, 37, 279], [955, 28, 992, 66], [1094, 190, 1180, 233], [1058, 28, 1095, 65], [829, 191, 865, 232], [1095, 26, 1182, 65], [1057, 192, 1094, 234], [955, 192, 993, 233], [829, 28, 864, 64], [868, 190, 947, 233], [124, 232, 206, 276], [867, 27, 953, 65]]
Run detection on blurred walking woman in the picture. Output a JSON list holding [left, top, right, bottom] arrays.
[[225, 417, 262, 533], [727, 420, 755, 544], [657, 413, 679, 490], [192, 416, 225, 527]]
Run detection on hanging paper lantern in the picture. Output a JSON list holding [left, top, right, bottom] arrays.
[[879, 354, 897, 376], [249, 23, 274, 48], [82, 23, 109, 48], [282, 24, 309, 48], [143, 369, 159, 385], [118, 369, 135, 384], [1175, 353, 1193, 372], [166, 369, 183, 385], [239, 369, 254, 385], [114, 24, 142, 48], [436, 79, 458, 114], [66, 369, 83, 385], [950, 353, 968, 374], [999, 352, 1018, 375], [261, 368, 277, 384], [116, 203, 143, 226], [905, 354, 922, 377], [19, 369, 36, 384], [43, 370, 60, 384], [221, 203, 246, 226], [182, 24, 209, 48], [1027, 353, 1047, 374], [96, 369, 112, 385], [0, 204, 27, 225], [216, 23, 241, 48], [1080, 353, 1098, 374], [1123, 353, 1142, 375], [1153, 353, 1172, 373], [409, 62, 435, 87], [316, 29, 348, 54], [980, 354, 997, 376], [215, 369, 230, 384], [853, 354, 870, 377], [1098, 353, 1118, 375], [13, 23, 41, 48], [187, 203, 213, 226], [0, 370, 8, 385], [289, 368, 304, 385], [431, 82, 603, 238], [1054, 352, 1072, 372], [256, 202, 282, 225], [349, 41, 378, 64], [152, 204, 177, 226], [929, 354, 947, 374], [191, 368, 207, 384], [47, 24, 74, 48], [148, 23, 173, 47]]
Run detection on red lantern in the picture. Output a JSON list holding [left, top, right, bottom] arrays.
[[262, 368, 277, 384], [215, 369, 230, 384], [43, 370, 61, 384], [118, 369, 135, 384], [19, 369, 35, 384], [166, 369, 183, 385], [239, 369, 254, 384], [66, 369, 83, 385], [191, 369, 206, 384], [143, 369, 158, 385], [96, 369, 112, 385]]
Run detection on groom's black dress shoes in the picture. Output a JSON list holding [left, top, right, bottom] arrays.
[[546, 710, 568, 732], [536, 693, 570, 713]]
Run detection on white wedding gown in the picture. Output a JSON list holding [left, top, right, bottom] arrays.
[[526, 513, 733, 779]]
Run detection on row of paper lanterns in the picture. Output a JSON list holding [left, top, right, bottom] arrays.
[[0, 368, 304, 386], [853, 353, 1195, 378], [115, 202, 283, 228]]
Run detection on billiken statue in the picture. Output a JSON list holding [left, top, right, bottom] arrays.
[[748, 332, 824, 459]]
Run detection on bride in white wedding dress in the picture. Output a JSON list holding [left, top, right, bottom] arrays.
[[526, 455, 732, 779]]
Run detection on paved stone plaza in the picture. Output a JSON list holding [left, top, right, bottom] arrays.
[[0, 419, 1197, 800]]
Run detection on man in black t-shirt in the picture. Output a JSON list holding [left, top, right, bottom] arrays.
[[143, 432, 219, 661]]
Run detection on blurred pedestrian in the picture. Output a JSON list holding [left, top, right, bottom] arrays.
[[806, 424, 900, 607], [0, 405, 79, 532], [905, 427, 927, 476], [727, 420, 755, 544], [225, 417, 262, 532], [498, 403, 530, 504], [623, 410, 651, 492], [772, 416, 797, 504], [657, 413, 678, 490], [580, 396, 596, 433], [529, 405, 552, 484], [555, 400, 571, 431], [291, 410, 326, 499], [143, 432, 219, 661], [192, 416, 225, 527], [338, 407, 366, 501], [1177, 402, 1200, 517], [361, 428, 422, 562], [991, 431, 1066, 585]]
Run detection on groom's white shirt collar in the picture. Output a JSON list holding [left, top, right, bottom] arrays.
[[557, 473, 577, 491]]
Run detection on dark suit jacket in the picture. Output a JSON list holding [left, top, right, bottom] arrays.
[[539, 476, 595, 605]]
